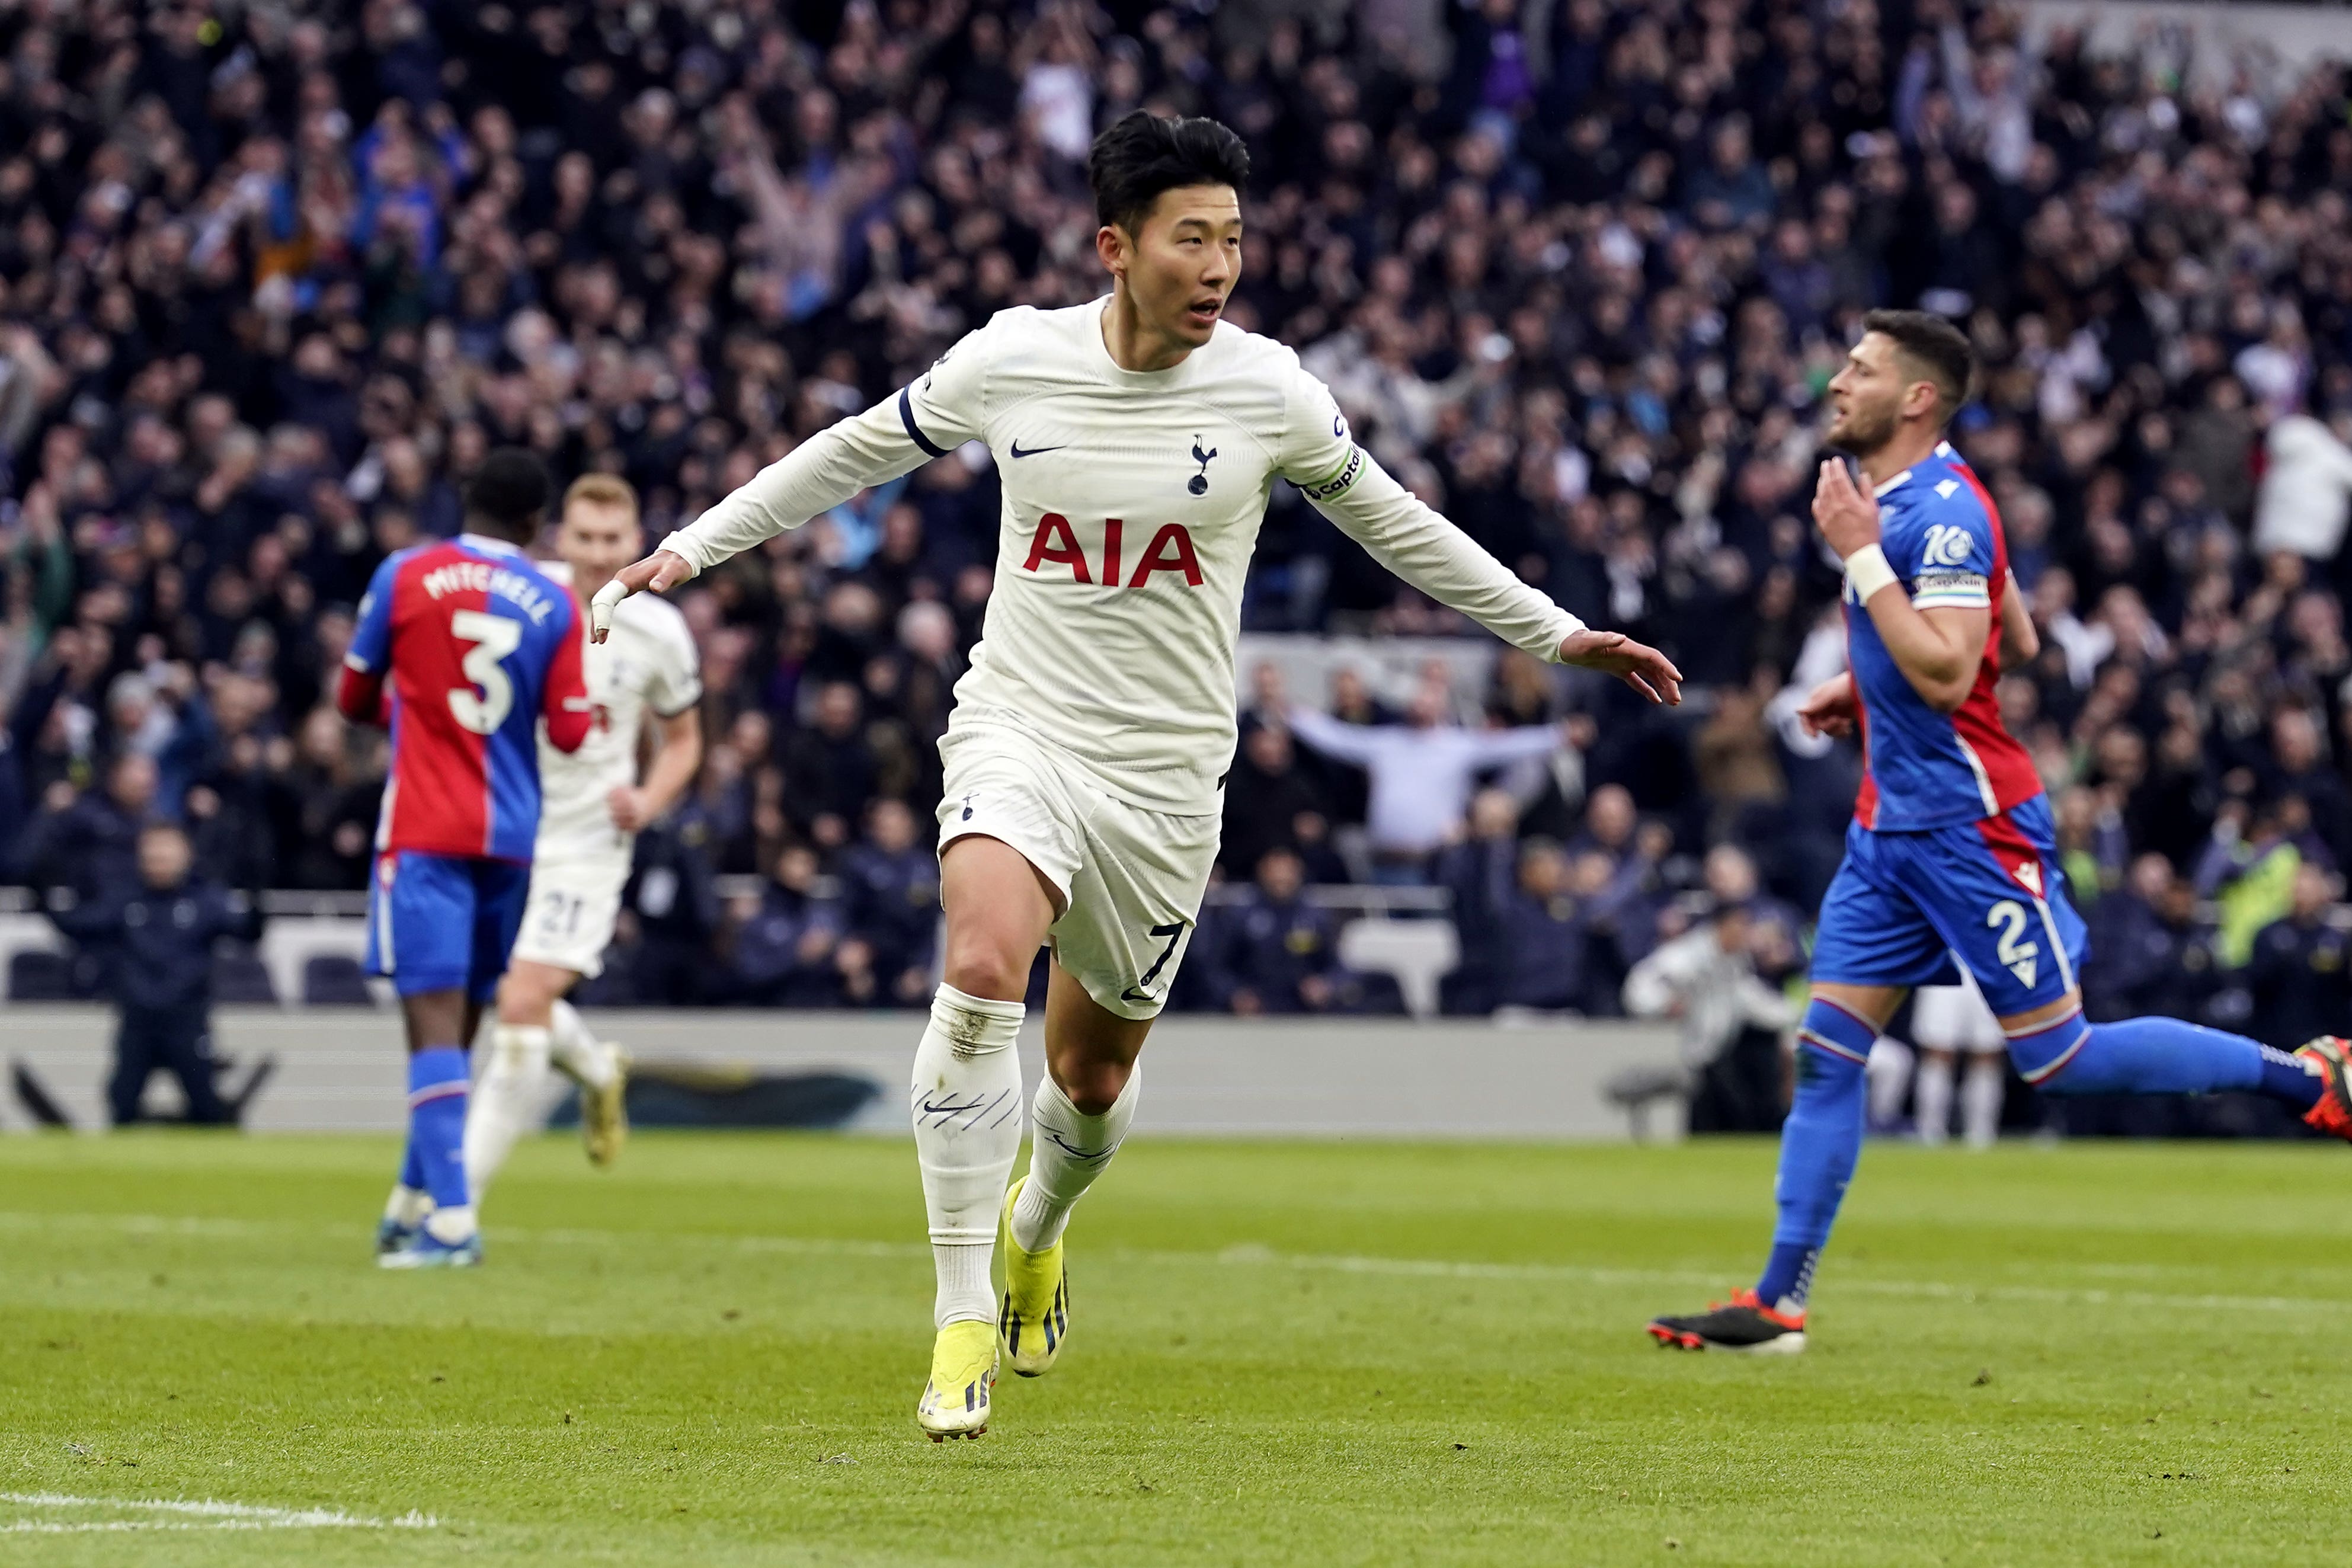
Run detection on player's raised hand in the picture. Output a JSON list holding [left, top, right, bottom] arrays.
[[1794, 671, 1859, 738], [1810, 457, 1881, 558], [1560, 628, 1682, 706], [590, 549, 696, 642]]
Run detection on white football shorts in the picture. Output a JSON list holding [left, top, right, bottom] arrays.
[[510, 840, 631, 978], [936, 724, 1221, 1020], [1910, 969, 2006, 1055]]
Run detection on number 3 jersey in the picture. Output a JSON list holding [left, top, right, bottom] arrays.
[[663, 296, 1583, 814], [338, 533, 591, 861], [1843, 440, 2041, 832]]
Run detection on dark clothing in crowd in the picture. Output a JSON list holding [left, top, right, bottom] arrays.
[[731, 884, 852, 1008], [48, 881, 262, 1012], [1497, 891, 1594, 1013], [2245, 914, 2352, 1054], [23, 793, 146, 902], [2083, 892, 2222, 1026], [1199, 887, 1403, 1016], [596, 825, 722, 1007], [47, 878, 263, 1125], [1434, 834, 1519, 1014], [840, 840, 941, 989]]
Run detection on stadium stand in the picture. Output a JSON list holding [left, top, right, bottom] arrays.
[[0, 0, 2348, 1047]]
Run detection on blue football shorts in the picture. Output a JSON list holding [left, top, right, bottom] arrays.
[[364, 851, 532, 1001], [1810, 793, 2088, 1021]]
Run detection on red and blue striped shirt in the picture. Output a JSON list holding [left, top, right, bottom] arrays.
[[335, 535, 590, 862]]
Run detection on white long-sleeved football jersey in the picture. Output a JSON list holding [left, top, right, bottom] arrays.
[[533, 558, 703, 858], [663, 296, 1583, 813]]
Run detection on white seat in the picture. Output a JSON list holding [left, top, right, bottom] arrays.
[[1337, 919, 1460, 1019]]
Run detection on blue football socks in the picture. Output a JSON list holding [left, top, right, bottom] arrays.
[[1749, 997, 2322, 1317], [405, 1047, 473, 1226], [1755, 999, 1876, 1313], [2008, 1010, 2322, 1112]]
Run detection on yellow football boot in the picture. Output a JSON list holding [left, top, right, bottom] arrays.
[[916, 1319, 999, 1441], [997, 1176, 1069, 1378], [581, 1045, 630, 1168]]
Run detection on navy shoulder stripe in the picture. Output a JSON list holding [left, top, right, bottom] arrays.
[[897, 388, 948, 458]]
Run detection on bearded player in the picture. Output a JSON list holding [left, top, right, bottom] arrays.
[[591, 111, 1682, 1438], [1646, 311, 2352, 1355], [464, 475, 703, 1216]]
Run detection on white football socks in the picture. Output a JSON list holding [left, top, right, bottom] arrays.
[[383, 1183, 431, 1227], [548, 999, 615, 1089], [1960, 1057, 2005, 1150], [1915, 1054, 1954, 1145], [464, 1024, 551, 1204], [911, 984, 1026, 1328], [1011, 1065, 1138, 1253]]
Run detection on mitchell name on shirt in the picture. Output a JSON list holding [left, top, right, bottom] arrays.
[[418, 559, 561, 625]]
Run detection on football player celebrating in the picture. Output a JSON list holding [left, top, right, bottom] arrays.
[[593, 111, 1681, 1438], [1646, 313, 2352, 1355], [463, 475, 703, 1215]]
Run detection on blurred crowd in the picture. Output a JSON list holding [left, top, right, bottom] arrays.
[[2, 0, 2351, 1031]]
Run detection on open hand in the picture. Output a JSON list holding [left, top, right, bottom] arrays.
[[1560, 629, 1682, 705], [1811, 457, 1881, 558], [591, 549, 695, 641]]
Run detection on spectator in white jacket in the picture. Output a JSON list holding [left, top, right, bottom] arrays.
[[1288, 679, 1573, 881], [1623, 903, 1793, 1067], [1623, 901, 1796, 1133], [2252, 410, 2352, 562]]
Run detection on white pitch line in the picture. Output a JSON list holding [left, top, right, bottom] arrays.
[[0, 1493, 436, 1530], [518, 1225, 2346, 1316], [0, 1208, 2341, 1316], [1, 1521, 369, 1534]]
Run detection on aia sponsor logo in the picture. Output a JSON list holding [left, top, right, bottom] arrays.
[[1021, 514, 1202, 588]]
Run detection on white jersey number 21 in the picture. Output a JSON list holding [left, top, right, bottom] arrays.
[[448, 609, 522, 734]]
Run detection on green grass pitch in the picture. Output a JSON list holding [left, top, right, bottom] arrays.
[[1, 1131, 2344, 1566]]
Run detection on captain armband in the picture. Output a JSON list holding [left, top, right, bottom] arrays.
[[1910, 568, 1991, 609], [1298, 447, 1364, 502]]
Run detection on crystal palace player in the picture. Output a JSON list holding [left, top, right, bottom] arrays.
[[1647, 313, 2352, 1355], [592, 111, 1682, 1438], [338, 450, 591, 1268]]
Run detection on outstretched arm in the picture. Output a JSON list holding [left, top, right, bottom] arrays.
[[1281, 367, 1676, 704], [1812, 458, 1986, 715], [1304, 451, 1681, 704], [1458, 723, 1572, 766], [595, 399, 941, 636], [596, 328, 994, 638], [1285, 705, 1385, 766]]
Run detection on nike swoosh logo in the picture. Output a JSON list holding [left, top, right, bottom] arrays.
[[1119, 986, 1152, 1002], [1008, 441, 1064, 459]]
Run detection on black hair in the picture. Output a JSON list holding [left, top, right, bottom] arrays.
[[1861, 308, 1975, 422], [1088, 110, 1250, 235], [462, 447, 552, 543]]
